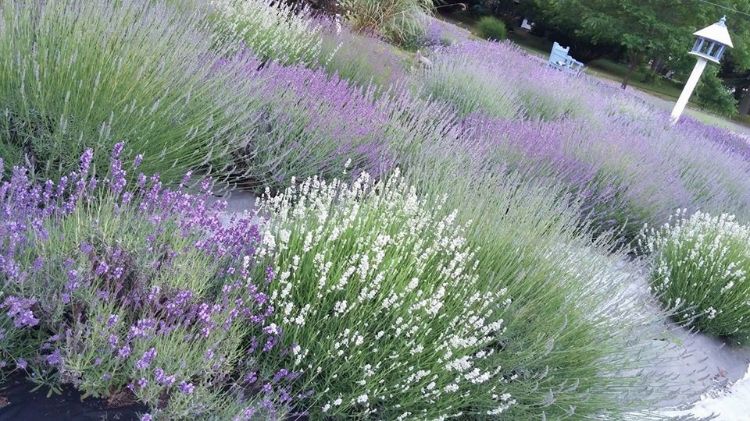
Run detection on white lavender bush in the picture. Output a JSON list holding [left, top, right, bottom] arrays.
[[641, 210, 750, 342], [251, 171, 514, 419], [209, 0, 322, 65]]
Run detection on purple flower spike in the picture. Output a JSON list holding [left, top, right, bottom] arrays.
[[134, 154, 144, 168], [46, 349, 62, 367], [79, 149, 94, 174], [117, 345, 131, 359], [178, 381, 194, 395], [2, 296, 39, 328], [135, 347, 157, 370]]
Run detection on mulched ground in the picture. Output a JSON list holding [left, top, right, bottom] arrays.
[[0, 374, 145, 421]]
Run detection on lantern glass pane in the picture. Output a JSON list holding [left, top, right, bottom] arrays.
[[693, 38, 704, 52]]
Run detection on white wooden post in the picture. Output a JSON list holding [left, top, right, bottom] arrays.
[[670, 58, 707, 124]]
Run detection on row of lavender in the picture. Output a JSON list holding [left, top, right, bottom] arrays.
[[0, 0, 746, 419], [418, 40, 750, 242]]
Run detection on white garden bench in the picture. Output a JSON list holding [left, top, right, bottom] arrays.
[[548, 42, 584, 74]]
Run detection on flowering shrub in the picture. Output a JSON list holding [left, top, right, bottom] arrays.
[[421, 51, 519, 118], [214, 53, 391, 193], [406, 135, 685, 418], [417, 40, 750, 243], [251, 171, 514, 418], [0, 0, 261, 183], [0, 145, 288, 419], [209, 0, 322, 65], [316, 17, 409, 90], [422, 41, 586, 120], [641, 211, 750, 342], [220, 49, 453, 193]]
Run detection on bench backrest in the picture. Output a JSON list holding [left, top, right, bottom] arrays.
[[548, 41, 583, 72]]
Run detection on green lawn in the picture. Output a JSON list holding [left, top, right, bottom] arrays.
[[586, 59, 684, 99]]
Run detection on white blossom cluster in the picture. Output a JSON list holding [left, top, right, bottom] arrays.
[[253, 170, 514, 418], [209, 0, 321, 64], [641, 210, 750, 338]]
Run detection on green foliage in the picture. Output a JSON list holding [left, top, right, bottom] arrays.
[[522, 0, 750, 96], [641, 211, 750, 343], [420, 53, 520, 118], [0, 192, 272, 419], [209, 0, 322, 65], [0, 0, 256, 184], [316, 21, 409, 90], [339, 0, 433, 46], [404, 137, 681, 418], [252, 171, 513, 418], [476, 16, 507, 41], [695, 68, 739, 117]]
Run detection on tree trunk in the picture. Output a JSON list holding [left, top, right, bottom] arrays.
[[650, 57, 665, 74], [621, 53, 641, 89], [739, 88, 750, 116]]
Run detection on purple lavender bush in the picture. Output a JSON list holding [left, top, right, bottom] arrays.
[[418, 39, 750, 243], [222, 49, 455, 193], [315, 17, 410, 90], [220, 53, 394, 192], [0, 145, 290, 419], [421, 41, 588, 120]]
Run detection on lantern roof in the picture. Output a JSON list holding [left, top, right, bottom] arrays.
[[694, 16, 733, 48]]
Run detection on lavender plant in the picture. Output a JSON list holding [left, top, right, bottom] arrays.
[[222, 49, 455, 194], [221, 54, 394, 193], [421, 41, 586, 120], [315, 17, 411, 90], [418, 40, 750, 243], [641, 210, 750, 343], [404, 131, 688, 418], [0, 0, 262, 183], [0, 145, 289, 419], [249, 171, 514, 419], [209, 0, 322, 65]]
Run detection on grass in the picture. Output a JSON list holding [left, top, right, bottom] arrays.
[[586, 59, 684, 99], [339, 0, 433, 47]]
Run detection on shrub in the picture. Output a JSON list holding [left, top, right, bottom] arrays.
[[339, 0, 432, 46], [316, 17, 410, 90], [420, 52, 520, 118], [250, 171, 513, 419], [219, 53, 394, 193], [640, 211, 750, 342], [403, 131, 687, 418], [695, 68, 739, 117], [220, 49, 454, 193], [419, 41, 750, 244], [209, 0, 322, 65], [0, 0, 260, 183], [0, 146, 289, 419], [475, 16, 507, 41], [423, 17, 470, 47], [421, 41, 585, 120]]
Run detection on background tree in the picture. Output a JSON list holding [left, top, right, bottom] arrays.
[[514, 0, 750, 115]]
